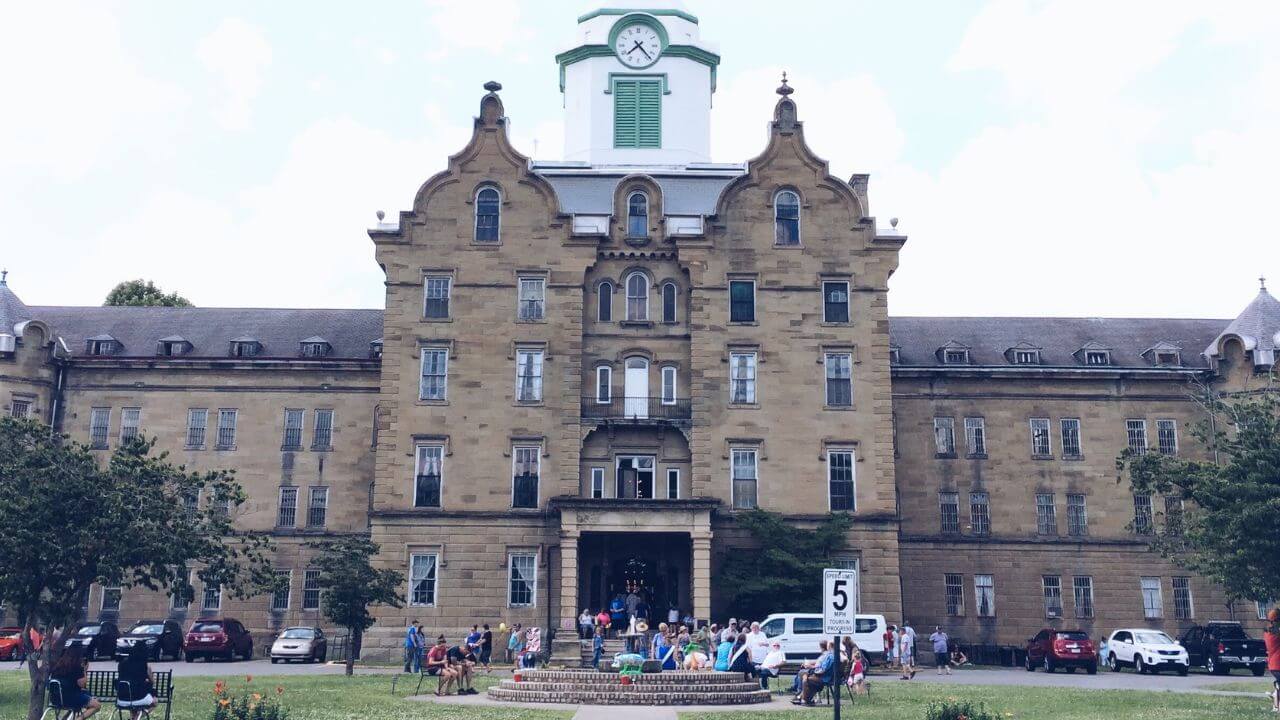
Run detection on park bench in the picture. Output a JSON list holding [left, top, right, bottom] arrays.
[[42, 670, 174, 720]]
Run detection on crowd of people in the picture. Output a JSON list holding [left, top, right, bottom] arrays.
[[401, 619, 547, 696]]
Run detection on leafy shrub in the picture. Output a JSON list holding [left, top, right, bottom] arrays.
[[210, 677, 288, 720], [924, 699, 998, 720]]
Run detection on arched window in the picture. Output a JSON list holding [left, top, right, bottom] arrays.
[[598, 281, 613, 322], [626, 272, 649, 321], [627, 191, 649, 239], [661, 282, 677, 323], [775, 190, 800, 245], [475, 187, 500, 242]]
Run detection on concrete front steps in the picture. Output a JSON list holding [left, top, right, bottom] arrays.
[[577, 638, 629, 666], [488, 669, 772, 705]]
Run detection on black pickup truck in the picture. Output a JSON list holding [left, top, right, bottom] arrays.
[[1179, 622, 1267, 675]]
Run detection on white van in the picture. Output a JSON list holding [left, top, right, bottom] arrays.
[[760, 613, 887, 662]]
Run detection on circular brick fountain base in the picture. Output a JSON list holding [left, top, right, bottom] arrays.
[[488, 669, 773, 705]]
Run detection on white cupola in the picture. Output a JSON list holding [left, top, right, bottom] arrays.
[[556, 1, 719, 167]]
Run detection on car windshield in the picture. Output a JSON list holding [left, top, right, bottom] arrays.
[[77, 626, 101, 636], [280, 629, 315, 639], [192, 623, 223, 633], [1134, 632, 1175, 645], [0, 630, 20, 640], [1211, 625, 1246, 639], [129, 624, 164, 635], [1056, 632, 1089, 641]]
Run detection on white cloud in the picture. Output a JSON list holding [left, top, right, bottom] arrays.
[[423, 0, 530, 60], [197, 18, 273, 131]]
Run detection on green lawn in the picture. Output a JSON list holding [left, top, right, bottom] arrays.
[[1206, 679, 1274, 694], [0, 672, 572, 720]]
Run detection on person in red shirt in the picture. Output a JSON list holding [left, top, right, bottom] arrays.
[[423, 637, 457, 696], [1265, 608, 1280, 713]]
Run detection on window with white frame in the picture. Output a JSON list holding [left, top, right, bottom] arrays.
[[283, 409, 304, 449], [662, 282, 677, 323], [939, 492, 960, 534], [661, 366, 677, 405], [964, 417, 986, 456], [183, 490, 199, 518], [1156, 419, 1178, 455], [170, 571, 192, 611], [518, 277, 545, 321], [1172, 577, 1194, 619], [625, 273, 648, 321], [590, 468, 605, 499], [277, 486, 298, 527], [1133, 494, 1154, 535], [1126, 419, 1148, 455], [100, 584, 122, 612], [1258, 600, 1277, 620], [627, 192, 649, 239], [827, 449, 855, 511], [598, 281, 613, 322], [666, 468, 679, 499], [302, 569, 321, 610], [1067, 493, 1088, 536], [512, 446, 540, 508], [10, 397, 32, 419], [824, 353, 852, 407], [313, 409, 334, 448], [934, 417, 956, 455], [969, 492, 990, 535], [307, 486, 328, 528], [515, 349, 544, 403], [420, 348, 448, 401], [822, 281, 850, 323], [1140, 577, 1163, 618], [508, 553, 537, 607], [186, 409, 207, 448], [1164, 495, 1184, 535], [216, 409, 237, 449], [944, 349, 969, 365], [729, 280, 755, 323], [1073, 576, 1094, 618], [1035, 493, 1056, 535], [1060, 418, 1082, 457], [1030, 418, 1051, 456], [119, 407, 141, 443], [729, 352, 757, 404], [90, 407, 110, 448], [774, 190, 800, 245], [409, 554, 437, 606], [944, 573, 964, 616], [731, 448, 758, 509], [475, 187, 500, 242], [1042, 575, 1063, 617], [1084, 350, 1110, 366], [202, 584, 222, 612], [423, 276, 451, 319], [1013, 349, 1039, 364], [271, 569, 291, 611], [975, 575, 995, 617], [414, 445, 443, 508], [595, 366, 612, 403]]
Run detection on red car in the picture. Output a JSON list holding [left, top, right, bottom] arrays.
[[0, 627, 24, 661], [1025, 628, 1097, 673], [183, 618, 253, 662]]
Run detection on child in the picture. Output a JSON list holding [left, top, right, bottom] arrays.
[[591, 626, 604, 669], [508, 625, 525, 671], [949, 646, 969, 668], [848, 649, 867, 696]]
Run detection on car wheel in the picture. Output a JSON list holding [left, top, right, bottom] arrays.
[[271, 657, 279, 665], [1086, 663, 1098, 675], [1207, 657, 1227, 675], [1109, 654, 1121, 672], [1134, 656, 1146, 674], [1251, 665, 1266, 677], [1043, 656, 1054, 673], [1025, 653, 1035, 672]]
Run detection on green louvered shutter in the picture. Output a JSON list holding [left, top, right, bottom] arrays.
[[613, 78, 661, 149], [636, 80, 661, 148]]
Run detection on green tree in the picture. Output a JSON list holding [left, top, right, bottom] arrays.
[[0, 418, 273, 720], [104, 279, 193, 307], [1119, 388, 1280, 604], [716, 509, 854, 620], [307, 536, 405, 676]]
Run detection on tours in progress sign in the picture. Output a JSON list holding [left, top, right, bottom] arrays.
[[823, 567, 859, 635]]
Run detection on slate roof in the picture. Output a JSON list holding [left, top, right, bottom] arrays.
[[539, 173, 740, 215], [889, 316, 1229, 369], [0, 278, 32, 333], [1204, 287, 1280, 359], [27, 306, 383, 360]]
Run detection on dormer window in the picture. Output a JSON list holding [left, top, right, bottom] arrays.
[[300, 338, 331, 357], [370, 339, 384, 359], [1013, 350, 1039, 365], [775, 190, 800, 245], [1084, 350, 1110, 366], [86, 336, 118, 356], [229, 339, 261, 358], [475, 187, 500, 242], [889, 347, 901, 365], [944, 349, 969, 365], [627, 191, 649, 239], [1155, 351, 1180, 366], [157, 336, 192, 356]]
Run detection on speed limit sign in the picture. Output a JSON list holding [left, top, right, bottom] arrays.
[[823, 567, 859, 635]]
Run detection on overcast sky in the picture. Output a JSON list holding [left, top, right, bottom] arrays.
[[3, 0, 1277, 318]]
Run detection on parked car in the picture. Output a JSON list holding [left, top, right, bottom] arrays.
[[270, 627, 327, 664], [1104, 628, 1188, 675], [760, 613, 887, 662], [116, 620, 184, 661], [0, 627, 25, 661], [63, 621, 119, 659], [183, 618, 253, 662], [1179, 621, 1268, 676], [1024, 628, 1097, 673]]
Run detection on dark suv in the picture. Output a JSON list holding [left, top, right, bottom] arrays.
[[184, 618, 253, 662], [63, 621, 120, 660], [1025, 628, 1098, 673], [116, 620, 184, 661]]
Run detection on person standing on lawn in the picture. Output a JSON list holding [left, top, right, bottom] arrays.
[[478, 624, 493, 672], [508, 624, 525, 670], [898, 625, 916, 679], [403, 621, 419, 673], [883, 623, 897, 670], [930, 626, 951, 675], [1264, 607, 1280, 713]]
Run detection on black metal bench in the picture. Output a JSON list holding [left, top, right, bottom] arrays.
[[43, 670, 173, 720]]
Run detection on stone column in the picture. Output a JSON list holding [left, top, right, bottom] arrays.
[[549, 528, 582, 667], [691, 533, 712, 622]]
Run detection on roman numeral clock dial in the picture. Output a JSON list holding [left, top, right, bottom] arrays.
[[614, 24, 661, 68]]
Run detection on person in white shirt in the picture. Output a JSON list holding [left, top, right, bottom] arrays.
[[756, 641, 786, 689], [668, 606, 680, 624], [744, 622, 769, 663]]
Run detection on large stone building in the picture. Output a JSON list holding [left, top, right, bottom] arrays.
[[1, 4, 1275, 661]]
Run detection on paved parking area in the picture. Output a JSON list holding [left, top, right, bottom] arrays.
[[874, 665, 1266, 694], [1, 658, 391, 678]]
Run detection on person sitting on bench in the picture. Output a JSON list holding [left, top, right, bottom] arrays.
[[50, 645, 102, 719], [793, 641, 836, 706], [116, 643, 158, 719]]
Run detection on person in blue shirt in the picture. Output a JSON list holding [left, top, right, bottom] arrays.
[[403, 622, 419, 673], [591, 626, 604, 668], [714, 637, 733, 671], [794, 641, 836, 706], [655, 631, 679, 671]]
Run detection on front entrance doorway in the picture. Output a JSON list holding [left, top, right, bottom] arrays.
[[616, 455, 655, 499], [578, 532, 691, 620]]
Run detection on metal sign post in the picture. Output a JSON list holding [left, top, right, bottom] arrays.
[[823, 567, 858, 720]]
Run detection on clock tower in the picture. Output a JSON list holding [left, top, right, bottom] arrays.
[[556, 2, 719, 166]]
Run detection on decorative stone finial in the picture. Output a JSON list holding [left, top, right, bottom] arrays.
[[890, 217, 899, 229], [776, 72, 793, 96], [1261, 274, 1268, 292], [0, 269, 7, 285], [376, 210, 385, 222], [483, 81, 502, 93]]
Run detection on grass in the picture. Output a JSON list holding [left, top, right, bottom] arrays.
[[0, 671, 572, 720], [1206, 679, 1275, 694]]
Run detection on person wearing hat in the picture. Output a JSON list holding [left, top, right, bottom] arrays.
[[1265, 607, 1280, 712], [756, 640, 786, 689]]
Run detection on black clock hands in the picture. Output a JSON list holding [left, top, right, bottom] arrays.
[[632, 40, 651, 60]]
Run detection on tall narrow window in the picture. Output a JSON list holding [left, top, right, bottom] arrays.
[[508, 554, 537, 607], [934, 417, 956, 456], [302, 569, 321, 610], [90, 407, 110, 449], [414, 445, 443, 508], [187, 409, 208, 448], [1140, 577, 1163, 618], [170, 570, 192, 611], [661, 282, 677, 323], [119, 408, 141, 443], [625, 273, 649, 321], [590, 468, 605, 499], [729, 280, 755, 323], [1164, 496, 1184, 535], [515, 350, 544, 403], [627, 192, 649, 239], [518, 277, 545, 321], [216, 409, 237, 449], [613, 78, 661, 149], [1073, 576, 1095, 619], [1133, 494, 1154, 535], [277, 487, 298, 527], [774, 190, 800, 245], [420, 348, 448, 401], [1066, 494, 1088, 536], [1060, 418, 1082, 457], [824, 353, 853, 407], [964, 417, 986, 456], [666, 468, 679, 499], [475, 187, 500, 242], [100, 585, 122, 612], [822, 281, 849, 323], [312, 409, 334, 449], [661, 366, 677, 405], [1126, 419, 1148, 455], [1172, 577, 1194, 619], [1030, 418, 1051, 456], [424, 276, 451, 319], [596, 366, 612, 403], [1042, 576, 1063, 617], [512, 446, 540, 508], [729, 352, 757, 404], [969, 492, 990, 535], [939, 492, 960, 534], [974, 575, 995, 617], [731, 448, 758, 509], [271, 570, 291, 611], [202, 584, 222, 612], [307, 487, 328, 528], [1035, 493, 1056, 534], [409, 554, 437, 606], [944, 574, 964, 616], [282, 409, 304, 449], [598, 281, 613, 322], [827, 449, 855, 511], [1156, 419, 1178, 455]]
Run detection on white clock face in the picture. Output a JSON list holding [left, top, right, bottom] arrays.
[[614, 24, 661, 68]]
